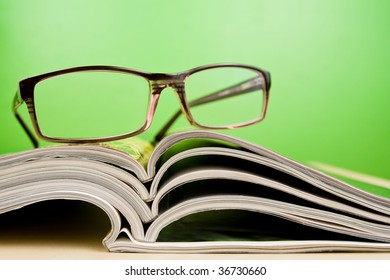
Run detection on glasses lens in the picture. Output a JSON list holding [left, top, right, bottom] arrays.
[[185, 67, 266, 128], [34, 71, 150, 139]]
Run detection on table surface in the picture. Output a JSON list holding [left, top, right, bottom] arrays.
[[1, 237, 389, 260]]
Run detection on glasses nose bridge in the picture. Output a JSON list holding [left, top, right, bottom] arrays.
[[150, 74, 184, 95], [148, 75, 189, 129]]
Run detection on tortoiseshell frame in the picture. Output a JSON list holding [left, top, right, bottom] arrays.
[[13, 64, 271, 147]]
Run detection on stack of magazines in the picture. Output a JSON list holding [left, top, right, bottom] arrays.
[[1, 130, 389, 253]]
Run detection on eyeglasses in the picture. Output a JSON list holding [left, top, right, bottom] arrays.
[[13, 63, 271, 148]]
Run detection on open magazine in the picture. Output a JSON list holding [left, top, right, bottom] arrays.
[[0, 130, 389, 253]]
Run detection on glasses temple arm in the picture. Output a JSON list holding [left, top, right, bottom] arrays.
[[154, 77, 263, 142], [13, 91, 39, 148]]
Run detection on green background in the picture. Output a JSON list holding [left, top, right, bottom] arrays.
[[1, 1, 389, 192]]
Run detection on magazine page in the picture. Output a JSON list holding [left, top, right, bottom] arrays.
[[149, 131, 390, 212]]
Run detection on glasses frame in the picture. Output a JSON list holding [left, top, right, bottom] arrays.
[[13, 63, 271, 147]]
